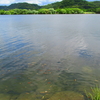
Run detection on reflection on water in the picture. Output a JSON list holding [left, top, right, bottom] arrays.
[[0, 15, 100, 100], [78, 49, 92, 58]]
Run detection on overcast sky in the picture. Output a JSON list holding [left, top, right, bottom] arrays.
[[0, 0, 99, 5]]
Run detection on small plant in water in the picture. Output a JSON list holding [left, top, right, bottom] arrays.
[[85, 86, 100, 100]]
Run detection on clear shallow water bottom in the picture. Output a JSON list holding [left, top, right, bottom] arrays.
[[0, 14, 100, 100], [0, 57, 99, 100]]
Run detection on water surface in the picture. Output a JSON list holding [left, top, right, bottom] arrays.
[[0, 14, 100, 100]]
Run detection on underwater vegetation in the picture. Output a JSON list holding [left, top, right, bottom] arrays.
[[48, 91, 84, 100], [0, 59, 100, 100]]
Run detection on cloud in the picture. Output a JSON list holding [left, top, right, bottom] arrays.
[[0, 0, 100, 5], [0, 0, 62, 5], [0, 0, 15, 5], [15, 0, 62, 5], [14, 0, 42, 4]]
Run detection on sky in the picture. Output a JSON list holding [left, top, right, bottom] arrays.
[[0, 0, 99, 6]]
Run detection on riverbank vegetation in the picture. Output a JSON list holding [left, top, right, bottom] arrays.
[[0, 0, 100, 15], [0, 8, 85, 15], [85, 86, 100, 100], [1, 8, 100, 15]]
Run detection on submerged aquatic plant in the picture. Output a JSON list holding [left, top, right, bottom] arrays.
[[85, 86, 100, 100]]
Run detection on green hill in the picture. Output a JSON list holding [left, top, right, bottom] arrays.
[[91, 1, 100, 7], [0, 0, 100, 11], [0, 2, 41, 10], [43, 0, 100, 11]]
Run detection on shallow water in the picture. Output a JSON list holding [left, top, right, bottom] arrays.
[[0, 14, 100, 100]]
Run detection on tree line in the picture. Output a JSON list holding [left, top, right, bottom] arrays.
[[0, 8, 83, 15], [43, 0, 100, 12], [0, 0, 100, 14], [0, 7, 100, 15]]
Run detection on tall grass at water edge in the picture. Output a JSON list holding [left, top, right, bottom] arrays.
[[85, 86, 100, 100]]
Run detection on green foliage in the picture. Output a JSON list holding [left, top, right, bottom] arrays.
[[91, 1, 100, 8], [18, 9, 28, 14], [38, 9, 50, 14], [56, 9, 66, 14], [38, 8, 56, 14], [84, 12, 95, 14], [7, 2, 41, 10], [8, 9, 38, 15], [85, 86, 100, 100], [0, 0, 99, 13], [56, 8, 84, 14], [0, 10, 5, 14], [64, 8, 84, 14], [71, 8, 84, 14], [0, 10, 11, 15], [96, 8, 100, 14], [62, 0, 75, 7], [48, 8, 56, 14], [9, 9, 21, 14], [44, 0, 96, 10], [27, 10, 38, 14], [0, 8, 84, 15], [38, 8, 84, 14]]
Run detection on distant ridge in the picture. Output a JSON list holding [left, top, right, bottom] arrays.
[[0, 2, 41, 10], [0, 0, 100, 10]]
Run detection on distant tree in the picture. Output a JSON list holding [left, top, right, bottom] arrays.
[[10, 9, 21, 14], [42, 2, 62, 9], [64, 8, 84, 14], [0, 10, 5, 14], [20, 9, 28, 14], [62, 0, 75, 7], [91, 1, 100, 8], [56, 9, 66, 14], [38, 9, 51, 14], [48, 8, 56, 14], [27, 10, 38, 14], [95, 8, 100, 14], [4, 11, 11, 15]]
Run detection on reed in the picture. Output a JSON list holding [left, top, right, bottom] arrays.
[[85, 86, 100, 100]]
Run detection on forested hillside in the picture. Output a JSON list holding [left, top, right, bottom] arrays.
[[0, 0, 100, 10], [43, 0, 100, 11], [0, 2, 41, 10], [0, 0, 100, 14]]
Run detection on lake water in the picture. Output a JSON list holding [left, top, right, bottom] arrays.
[[0, 14, 100, 100]]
